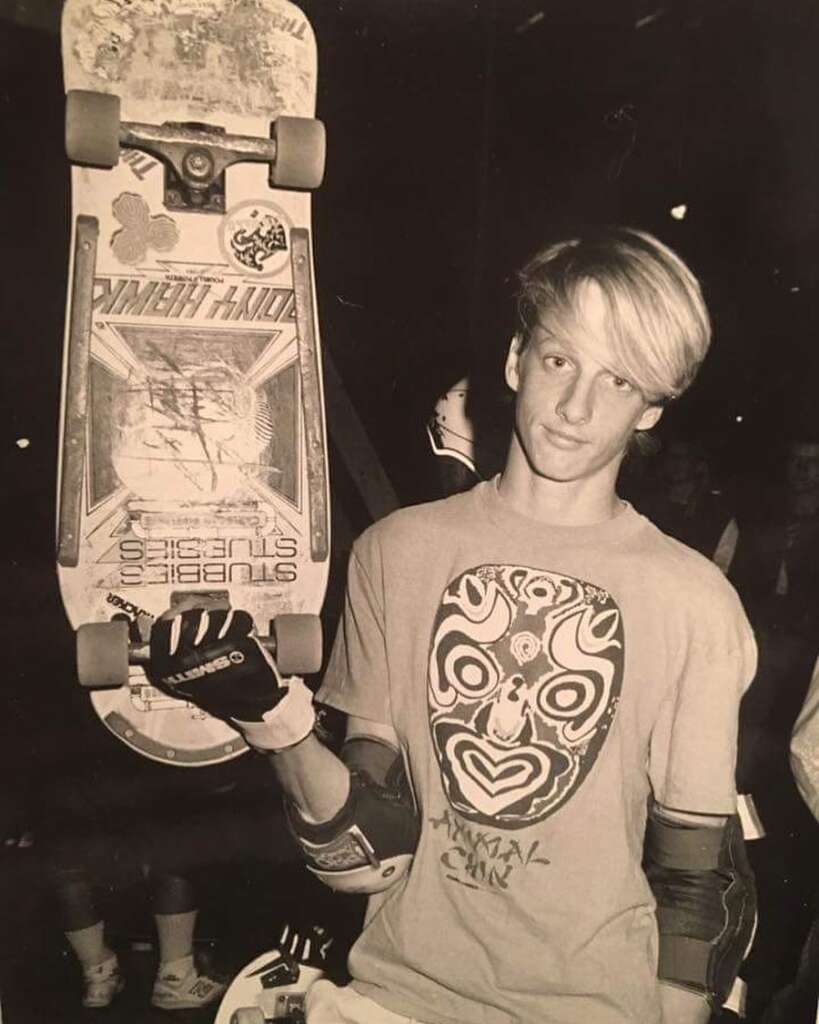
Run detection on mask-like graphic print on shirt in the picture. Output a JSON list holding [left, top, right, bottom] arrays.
[[428, 564, 624, 828]]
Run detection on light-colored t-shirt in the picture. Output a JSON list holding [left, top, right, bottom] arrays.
[[791, 654, 819, 822], [317, 480, 757, 1024]]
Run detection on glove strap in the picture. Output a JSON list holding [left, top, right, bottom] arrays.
[[233, 677, 316, 752]]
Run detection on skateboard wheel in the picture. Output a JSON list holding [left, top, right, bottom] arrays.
[[65, 90, 121, 167], [272, 614, 322, 675], [230, 1008, 265, 1024], [77, 620, 130, 689], [272, 116, 325, 189]]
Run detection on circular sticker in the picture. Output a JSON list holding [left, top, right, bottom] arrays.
[[220, 200, 292, 278]]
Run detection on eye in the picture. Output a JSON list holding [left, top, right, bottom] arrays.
[[543, 354, 569, 371], [609, 374, 634, 392]]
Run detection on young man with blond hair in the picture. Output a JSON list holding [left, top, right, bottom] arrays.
[[149, 227, 757, 1024]]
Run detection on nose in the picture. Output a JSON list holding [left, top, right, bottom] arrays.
[[556, 374, 593, 425]]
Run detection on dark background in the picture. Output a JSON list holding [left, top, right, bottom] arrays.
[[2, 0, 819, 1018]]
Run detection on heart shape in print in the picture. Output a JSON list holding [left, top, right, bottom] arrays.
[[433, 721, 572, 823]]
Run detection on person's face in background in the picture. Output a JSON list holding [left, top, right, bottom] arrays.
[[786, 442, 819, 498]]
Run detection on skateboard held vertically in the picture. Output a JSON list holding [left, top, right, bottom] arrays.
[[58, 0, 330, 765]]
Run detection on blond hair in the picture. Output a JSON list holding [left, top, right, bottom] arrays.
[[516, 227, 711, 403]]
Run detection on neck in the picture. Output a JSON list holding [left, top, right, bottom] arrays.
[[497, 448, 624, 526]]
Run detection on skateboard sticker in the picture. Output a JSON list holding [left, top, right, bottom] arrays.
[[220, 200, 293, 278], [428, 564, 623, 829], [111, 192, 179, 265]]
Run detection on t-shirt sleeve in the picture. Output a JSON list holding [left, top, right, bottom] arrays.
[[649, 574, 757, 814], [316, 529, 392, 726], [791, 654, 819, 822]]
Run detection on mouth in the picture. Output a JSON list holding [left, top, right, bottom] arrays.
[[543, 426, 588, 449]]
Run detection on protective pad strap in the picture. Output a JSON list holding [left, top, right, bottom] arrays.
[[645, 817, 726, 871], [646, 808, 757, 1009], [287, 764, 419, 895]]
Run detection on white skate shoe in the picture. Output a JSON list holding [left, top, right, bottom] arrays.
[[82, 954, 124, 1008], [151, 959, 226, 1010]]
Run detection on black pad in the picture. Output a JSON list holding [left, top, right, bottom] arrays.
[[286, 750, 419, 894], [645, 807, 756, 1009]]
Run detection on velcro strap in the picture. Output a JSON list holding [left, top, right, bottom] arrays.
[[656, 905, 725, 940], [233, 677, 316, 751], [646, 814, 725, 871]]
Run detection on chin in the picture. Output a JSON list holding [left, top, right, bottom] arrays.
[[530, 460, 590, 483]]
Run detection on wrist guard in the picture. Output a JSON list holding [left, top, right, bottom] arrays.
[[645, 807, 757, 1009], [286, 760, 419, 895], [234, 677, 316, 751]]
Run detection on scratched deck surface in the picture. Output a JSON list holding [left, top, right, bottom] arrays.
[[58, 0, 329, 765]]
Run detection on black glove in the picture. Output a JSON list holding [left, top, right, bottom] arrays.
[[148, 607, 286, 723]]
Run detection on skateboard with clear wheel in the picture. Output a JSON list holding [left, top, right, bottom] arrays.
[[214, 924, 331, 1024], [58, 0, 330, 766]]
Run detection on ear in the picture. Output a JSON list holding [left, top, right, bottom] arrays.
[[504, 335, 523, 393], [635, 403, 663, 432]]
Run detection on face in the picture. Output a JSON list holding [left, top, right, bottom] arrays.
[[505, 281, 662, 488], [786, 442, 819, 494]]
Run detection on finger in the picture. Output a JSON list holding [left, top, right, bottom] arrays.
[[199, 608, 230, 645], [193, 608, 256, 645], [228, 609, 255, 638], [136, 613, 154, 643], [177, 609, 206, 650]]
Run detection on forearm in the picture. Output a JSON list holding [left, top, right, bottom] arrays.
[[267, 732, 351, 824], [659, 983, 711, 1024]]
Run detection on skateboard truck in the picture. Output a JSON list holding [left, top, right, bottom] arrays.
[[76, 612, 322, 689], [66, 90, 326, 212]]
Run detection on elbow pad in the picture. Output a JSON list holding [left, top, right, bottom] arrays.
[[645, 808, 757, 1009], [286, 761, 419, 895]]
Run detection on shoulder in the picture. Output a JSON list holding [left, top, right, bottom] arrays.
[[637, 513, 738, 597], [637, 514, 756, 676], [633, 513, 753, 644], [352, 485, 484, 563]]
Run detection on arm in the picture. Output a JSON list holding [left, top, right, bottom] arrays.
[[267, 731, 351, 825], [278, 715, 419, 894], [656, 808, 725, 1024], [646, 804, 755, 1024], [146, 607, 419, 895], [645, 572, 758, 1022], [790, 654, 819, 822], [659, 985, 711, 1024], [264, 714, 400, 822]]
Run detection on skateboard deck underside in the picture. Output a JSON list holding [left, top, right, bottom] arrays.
[[59, 0, 329, 765], [214, 947, 325, 1024]]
